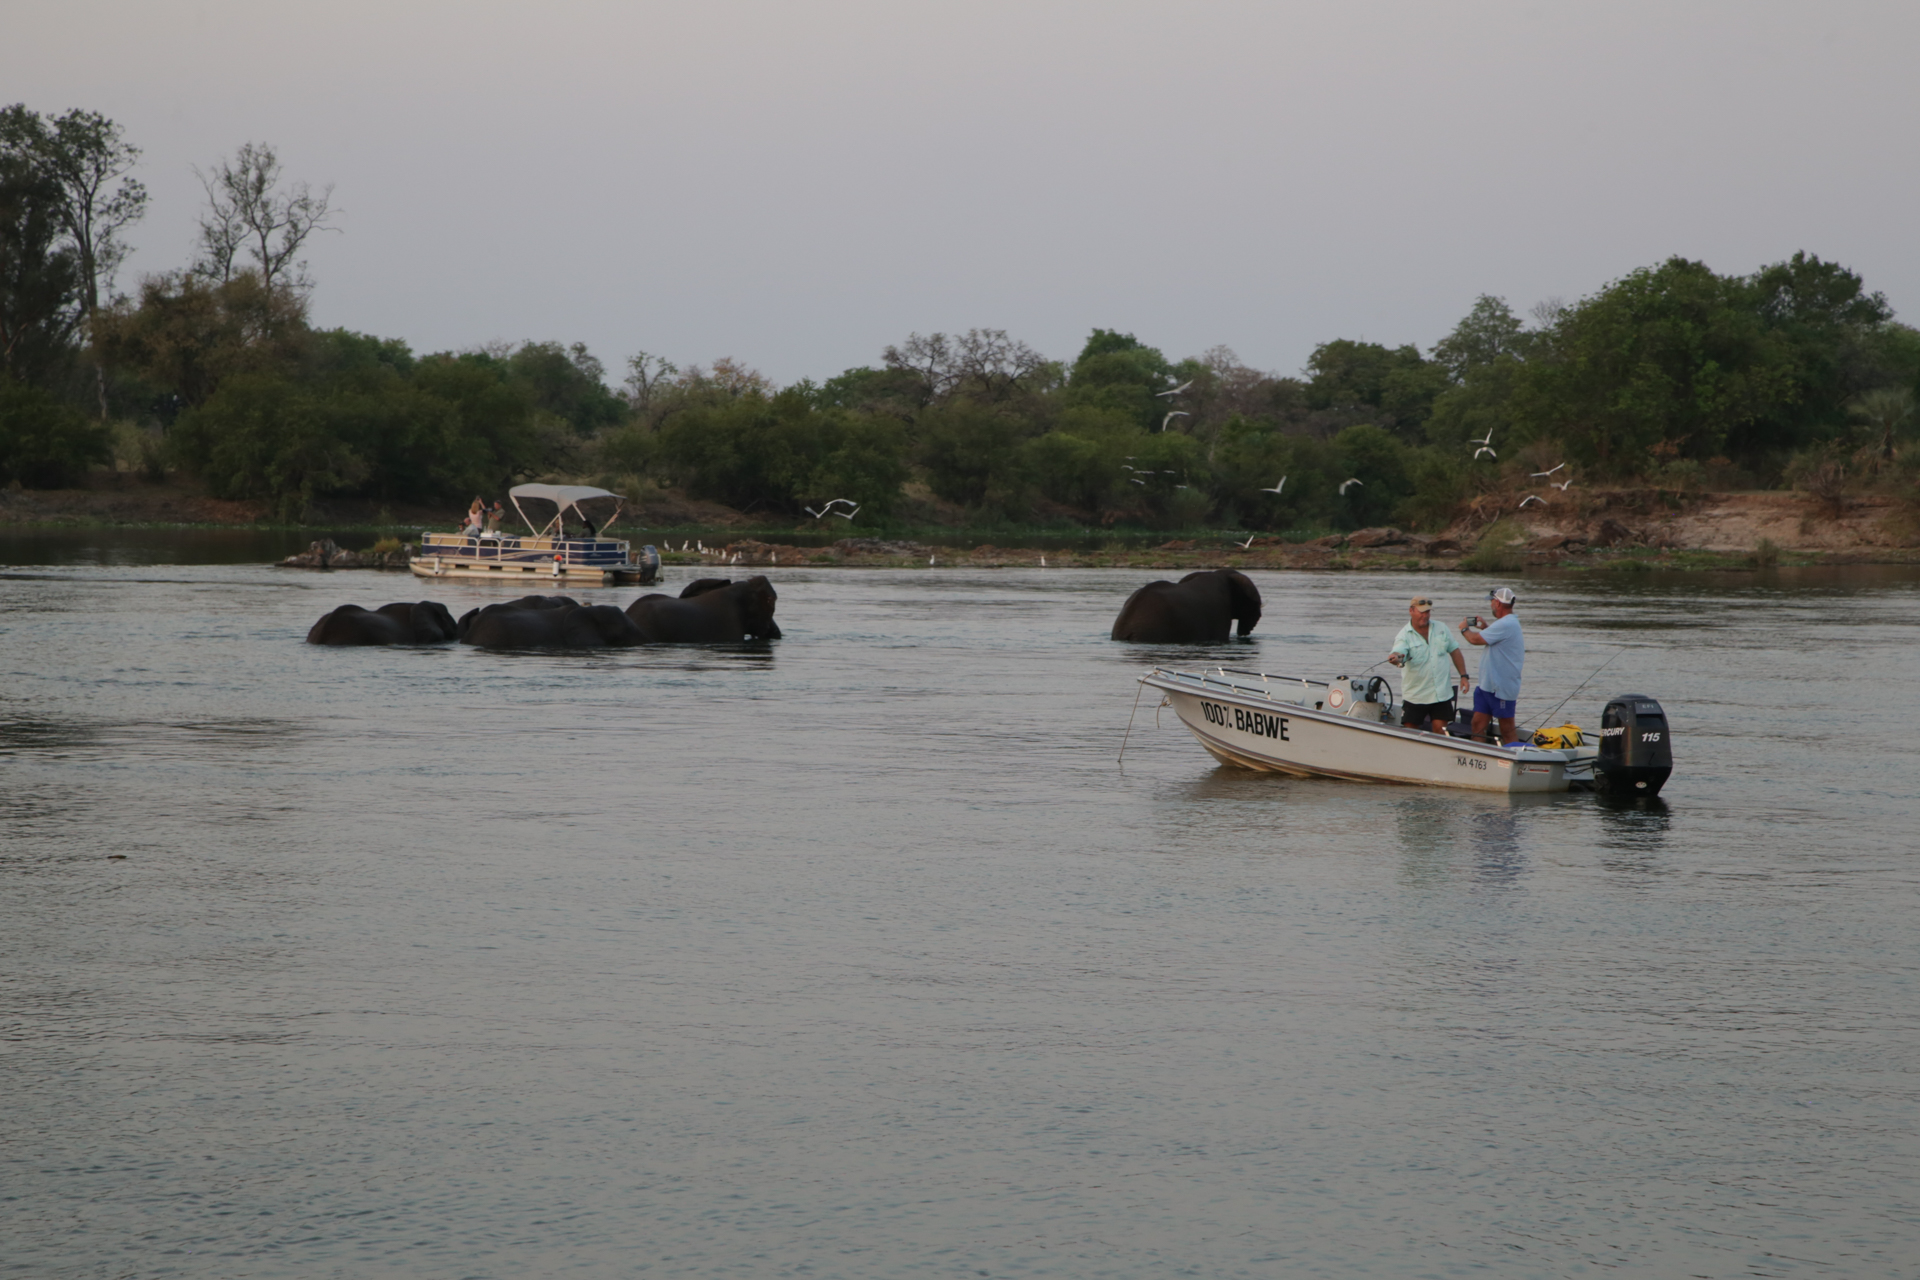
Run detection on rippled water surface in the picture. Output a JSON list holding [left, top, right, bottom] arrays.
[[3, 558, 1917, 1278]]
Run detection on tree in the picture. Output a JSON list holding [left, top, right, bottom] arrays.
[[194, 142, 337, 291], [1304, 339, 1447, 439], [1744, 252, 1898, 455], [0, 106, 145, 327], [0, 150, 82, 386], [1065, 330, 1172, 430], [623, 351, 679, 419], [0, 376, 109, 486], [883, 329, 1048, 406], [504, 340, 623, 434], [0, 105, 148, 413], [1851, 386, 1914, 462], [94, 270, 311, 411], [1511, 257, 1800, 471], [1431, 296, 1529, 382]]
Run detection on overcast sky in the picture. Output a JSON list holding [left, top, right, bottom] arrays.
[[8, 0, 1917, 384]]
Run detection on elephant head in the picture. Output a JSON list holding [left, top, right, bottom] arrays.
[[737, 575, 780, 640]]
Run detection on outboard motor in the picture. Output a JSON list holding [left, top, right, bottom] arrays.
[[1597, 693, 1673, 796], [637, 544, 662, 584]]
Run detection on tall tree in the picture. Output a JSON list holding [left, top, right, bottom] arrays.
[[1431, 296, 1529, 382], [194, 142, 337, 291], [0, 150, 82, 385], [0, 105, 148, 412]]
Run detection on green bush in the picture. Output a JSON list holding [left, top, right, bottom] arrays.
[[1459, 518, 1526, 573], [170, 374, 367, 519], [0, 379, 111, 487], [654, 389, 908, 517]]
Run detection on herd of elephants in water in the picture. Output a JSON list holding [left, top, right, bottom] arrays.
[[306, 568, 1265, 649]]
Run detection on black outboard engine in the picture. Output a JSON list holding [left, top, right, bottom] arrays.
[[1597, 693, 1673, 796], [637, 544, 662, 584]]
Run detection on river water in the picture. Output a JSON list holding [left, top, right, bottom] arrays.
[[3, 553, 1916, 1278]]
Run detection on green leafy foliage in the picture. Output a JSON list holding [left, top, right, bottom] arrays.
[[0, 377, 109, 486], [0, 152, 82, 388], [654, 388, 908, 517]]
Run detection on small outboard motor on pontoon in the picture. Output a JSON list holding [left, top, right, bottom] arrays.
[[637, 544, 662, 584], [1596, 693, 1672, 796]]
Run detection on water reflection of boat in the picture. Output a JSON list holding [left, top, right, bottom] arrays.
[[1140, 666, 1599, 794], [412, 484, 660, 588]]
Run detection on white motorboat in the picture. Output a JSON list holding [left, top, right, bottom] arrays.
[[412, 484, 661, 588], [1137, 667, 1673, 795]]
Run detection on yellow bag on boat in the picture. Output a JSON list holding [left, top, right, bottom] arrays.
[[1532, 724, 1584, 749]]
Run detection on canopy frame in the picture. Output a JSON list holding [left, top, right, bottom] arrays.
[[507, 484, 627, 539]]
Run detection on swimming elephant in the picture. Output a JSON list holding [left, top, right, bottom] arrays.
[[625, 575, 781, 642], [1110, 568, 1262, 642], [307, 600, 460, 645], [458, 596, 646, 649], [454, 595, 579, 640]]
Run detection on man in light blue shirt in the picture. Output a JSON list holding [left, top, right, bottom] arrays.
[[1461, 587, 1524, 744]]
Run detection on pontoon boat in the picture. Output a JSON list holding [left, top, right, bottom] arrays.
[[413, 484, 660, 587]]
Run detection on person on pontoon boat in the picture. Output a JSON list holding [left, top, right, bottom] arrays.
[[461, 498, 485, 538], [1387, 595, 1470, 734]]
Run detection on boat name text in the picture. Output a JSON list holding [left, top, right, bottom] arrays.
[[1202, 700, 1289, 741]]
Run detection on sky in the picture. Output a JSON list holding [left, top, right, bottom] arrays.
[[7, 0, 1918, 386]]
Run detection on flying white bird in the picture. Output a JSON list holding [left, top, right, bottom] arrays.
[[1129, 477, 1146, 485], [830, 505, 859, 520], [1235, 534, 1258, 549], [1519, 494, 1544, 507], [1474, 446, 1498, 460], [1530, 463, 1565, 478], [1339, 477, 1364, 494], [803, 498, 858, 519], [1551, 478, 1573, 491], [1160, 411, 1190, 431], [1155, 380, 1194, 399], [1471, 429, 1494, 447], [1258, 477, 1287, 495]]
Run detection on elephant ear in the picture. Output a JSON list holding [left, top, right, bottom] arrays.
[[1229, 571, 1263, 636], [746, 579, 780, 638]]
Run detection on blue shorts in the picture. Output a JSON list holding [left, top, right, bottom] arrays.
[[1473, 686, 1517, 719]]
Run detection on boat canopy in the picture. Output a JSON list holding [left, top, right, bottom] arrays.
[[508, 483, 627, 537]]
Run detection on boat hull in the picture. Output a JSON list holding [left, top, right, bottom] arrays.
[[410, 533, 658, 588], [1146, 671, 1577, 793], [409, 558, 643, 587]]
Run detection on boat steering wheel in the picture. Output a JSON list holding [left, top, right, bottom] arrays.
[[1367, 674, 1395, 717]]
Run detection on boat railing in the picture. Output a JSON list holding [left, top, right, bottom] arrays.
[[417, 532, 635, 561], [1146, 666, 1330, 703]]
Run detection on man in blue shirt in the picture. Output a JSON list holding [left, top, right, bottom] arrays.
[[1461, 587, 1524, 744]]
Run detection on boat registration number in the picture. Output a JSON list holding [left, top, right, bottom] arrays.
[[1455, 755, 1488, 771], [1201, 700, 1289, 741]]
